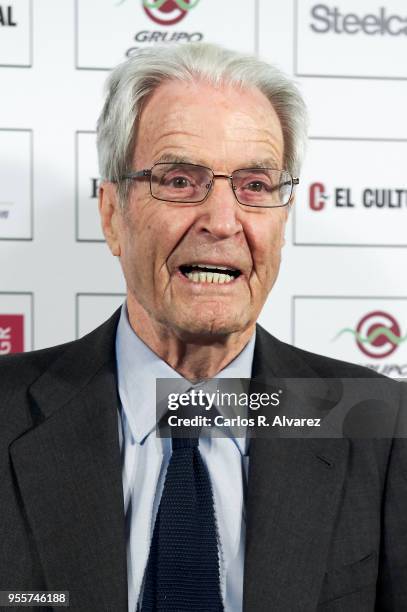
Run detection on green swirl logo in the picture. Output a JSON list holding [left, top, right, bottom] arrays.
[[333, 311, 406, 359]]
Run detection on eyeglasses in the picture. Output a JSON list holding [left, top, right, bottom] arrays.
[[119, 162, 299, 208]]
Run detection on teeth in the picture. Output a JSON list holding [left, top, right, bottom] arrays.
[[185, 271, 235, 284], [182, 262, 240, 284]]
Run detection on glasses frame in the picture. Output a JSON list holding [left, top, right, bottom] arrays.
[[119, 161, 299, 209]]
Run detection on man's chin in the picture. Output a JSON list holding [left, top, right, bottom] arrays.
[[170, 314, 249, 343]]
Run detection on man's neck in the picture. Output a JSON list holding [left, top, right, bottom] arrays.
[[126, 300, 255, 381]]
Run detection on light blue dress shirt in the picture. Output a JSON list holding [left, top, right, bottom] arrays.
[[115, 304, 255, 612]]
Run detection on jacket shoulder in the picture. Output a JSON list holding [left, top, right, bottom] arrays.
[[280, 340, 383, 378], [255, 324, 388, 380], [0, 341, 76, 390], [0, 308, 121, 439]]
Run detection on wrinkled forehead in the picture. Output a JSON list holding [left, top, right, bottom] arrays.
[[134, 79, 285, 168]]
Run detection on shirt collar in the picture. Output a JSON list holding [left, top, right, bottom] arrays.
[[115, 302, 256, 450]]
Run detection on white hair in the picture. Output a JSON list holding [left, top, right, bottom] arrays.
[[96, 42, 308, 205]]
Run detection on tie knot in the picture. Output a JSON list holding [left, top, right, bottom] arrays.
[[165, 386, 209, 447]]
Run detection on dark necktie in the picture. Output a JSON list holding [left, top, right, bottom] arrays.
[[140, 413, 224, 611]]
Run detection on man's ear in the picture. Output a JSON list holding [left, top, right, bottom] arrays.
[[98, 181, 122, 256]]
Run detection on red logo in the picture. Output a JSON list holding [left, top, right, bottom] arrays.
[[355, 311, 402, 359], [309, 182, 328, 211], [143, 0, 199, 26], [0, 314, 24, 355]]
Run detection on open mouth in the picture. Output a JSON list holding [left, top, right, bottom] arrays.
[[179, 263, 242, 284]]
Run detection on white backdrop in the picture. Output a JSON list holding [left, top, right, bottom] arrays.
[[1, 0, 407, 378]]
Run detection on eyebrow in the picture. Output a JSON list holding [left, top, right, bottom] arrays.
[[155, 153, 199, 165], [245, 158, 281, 169], [154, 153, 282, 169]]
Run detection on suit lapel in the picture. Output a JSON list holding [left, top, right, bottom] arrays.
[[243, 326, 350, 611], [9, 310, 128, 611]]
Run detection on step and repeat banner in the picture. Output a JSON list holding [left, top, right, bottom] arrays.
[[1, 0, 406, 378]]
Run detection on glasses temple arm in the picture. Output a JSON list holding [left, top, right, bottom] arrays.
[[119, 170, 152, 181], [263, 178, 299, 194]]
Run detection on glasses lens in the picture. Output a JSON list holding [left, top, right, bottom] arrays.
[[151, 163, 212, 203], [232, 169, 293, 207]]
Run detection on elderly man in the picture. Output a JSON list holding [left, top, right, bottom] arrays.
[[1, 43, 406, 612]]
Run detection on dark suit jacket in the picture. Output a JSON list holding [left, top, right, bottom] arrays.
[[1, 308, 406, 611]]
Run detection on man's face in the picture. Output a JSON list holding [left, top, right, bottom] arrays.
[[107, 79, 288, 340]]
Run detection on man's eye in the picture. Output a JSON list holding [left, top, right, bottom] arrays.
[[246, 180, 268, 192], [166, 176, 191, 188]]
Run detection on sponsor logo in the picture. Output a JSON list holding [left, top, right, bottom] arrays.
[[0, 130, 32, 238], [309, 182, 328, 211], [294, 297, 407, 378], [0, 4, 17, 27], [121, 0, 203, 57], [308, 182, 407, 211], [334, 311, 406, 359], [294, 139, 407, 246], [77, 0, 251, 70], [129, 29, 202, 46], [75, 131, 103, 241], [0, 314, 24, 354], [142, 0, 199, 26], [0, 4, 18, 28], [90, 178, 100, 199], [295, 2, 407, 79], [310, 5, 407, 36], [0, 1, 32, 67]]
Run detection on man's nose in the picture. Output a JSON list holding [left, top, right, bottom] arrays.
[[195, 176, 243, 239]]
